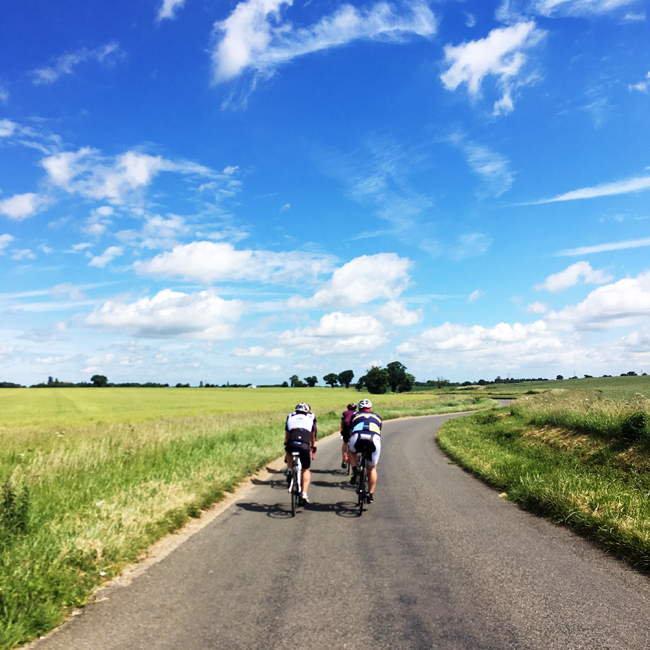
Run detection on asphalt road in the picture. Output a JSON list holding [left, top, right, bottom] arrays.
[[33, 412, 650, 650]]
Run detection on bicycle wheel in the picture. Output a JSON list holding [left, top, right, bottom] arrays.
[[291, 476, 300, 516]]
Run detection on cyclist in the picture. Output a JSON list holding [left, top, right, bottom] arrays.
[[340, 402, 357, 468], [348, 398, 382, 503], [285, 402, 317, 503]]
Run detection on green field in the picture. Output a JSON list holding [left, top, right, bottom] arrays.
[[438, 376, 650, 573], [0, 387, 497, 650]]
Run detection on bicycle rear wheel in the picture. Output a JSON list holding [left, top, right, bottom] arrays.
[[291, 479, 300, 516], [357, 462, 366, 515]]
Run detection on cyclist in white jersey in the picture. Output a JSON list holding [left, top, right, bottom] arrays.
[[285, 402, 317, 503]]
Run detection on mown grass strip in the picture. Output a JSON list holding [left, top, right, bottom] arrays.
[[0, 394, 496, 650], [437, 405, 650, 574]]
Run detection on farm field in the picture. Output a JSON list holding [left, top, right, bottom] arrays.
[[0, 388, 497, 650], [0, 386, 442, 429]]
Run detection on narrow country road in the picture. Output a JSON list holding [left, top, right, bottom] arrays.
[[33, 412, 650, 649]]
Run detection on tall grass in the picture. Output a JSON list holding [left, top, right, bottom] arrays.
[[0, 393, 495, 650]]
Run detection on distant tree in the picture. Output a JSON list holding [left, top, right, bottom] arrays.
[[364, 367, 390, 394], [290, 374, 300, 387], [584, 375, 592, 379], [386, 361, 408, 392], [304, 376, 318, 387], [338, 370, 354, 389], [281, 381, 289, 387], [398, 372, 415, 393], [323, 373, 339, 388], [556, 375, 564, 380], [91, 374, 108, 387], [356, 375, 366, 391], [478, 379, 487, 385], [627, 371, 638, 376], [47, 376, 53, 385]]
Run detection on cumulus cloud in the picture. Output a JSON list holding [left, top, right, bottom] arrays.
[[157, 0, 187, 21], [535, 262, 613, 293], [440, 21, 545, 115], [0, 193, 49, 220], [397, 320, 570, 370], [526, 301, 549, 314], [533, 174, 650, 204], [232, 346, 286, 357], [88, 246, 123, 268], [546, 270, 650, 331], [41, 147, 224, 205], [212, 0, 436, 84], [378, 300, 422, 326], [32, 42, 124, 85], [0, 234, 14, 252], [278, 311, 388, 355], [136, 240, 333, 284], [86, 288, 244, 339], [287, 253, 411, 309]]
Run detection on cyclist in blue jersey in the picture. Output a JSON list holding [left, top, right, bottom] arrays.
[[285, 402, 317, 503], [348, 398, 382, 503]]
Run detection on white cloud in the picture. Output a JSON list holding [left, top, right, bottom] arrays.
[[534, 174, 650, 204], [468, 289, 484, 303], [397, 320, 569, 370], [526, 301, 549, 314], [211, 0, 436, 83], [555, 237, 650, 256], [0, 234, 14, 252], [462, 142, 514, 196], [449, 233, 493, 261], [0, 119, 16, 138], [245, 363, 281, 372], [88, 246, 123, 268], [87, 288, 244, 339], [530, 0, 639, 17], [629, 71, 650, 93], [157, 0, 186, 21], [535, 262, 612, 293], [11, 249, 36, 260], [233, 346, 286, 357], [136, 240, 333, 284], [287, 253, 411, 309], [440, 21, 545, 115], [0, 193, 49, 220], [278, 311, 388, 355], [378, 300, 422, 326], [41, 147, 224, 205], [0, 83, 8, 104], [546, 270, 650, 331], [32, 42, 124, 85]]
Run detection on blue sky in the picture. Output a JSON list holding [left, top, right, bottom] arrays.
[[1, 0, 650, 386]]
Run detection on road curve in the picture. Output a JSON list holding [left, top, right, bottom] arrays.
[[33, 412, 650, 650]]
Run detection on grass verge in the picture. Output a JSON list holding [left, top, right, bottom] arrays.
[[0, 393, 496, 650], [437, 401, 650, 574]]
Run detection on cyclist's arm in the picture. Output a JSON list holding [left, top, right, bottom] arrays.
[[311, 422, 317, 445]]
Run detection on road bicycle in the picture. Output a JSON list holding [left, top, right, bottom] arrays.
[[288, 451, 303, 516], [355, 442, 373, 516]]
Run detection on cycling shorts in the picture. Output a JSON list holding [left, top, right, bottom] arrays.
[[285, 441, 311, 470], [341, 428, 351, 443], [348, 433, 381, 466]]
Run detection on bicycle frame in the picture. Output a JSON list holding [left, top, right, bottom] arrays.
[[289, 451, 303, 516]]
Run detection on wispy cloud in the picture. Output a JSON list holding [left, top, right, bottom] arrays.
[[0, 234, 14, 252], [0, 193, 50, 221], [530, 0, 640, 17], [88, 246, 124, 268], [555, 237, 650, 256], [459, 139, 514, 196], [211, 0, 436, 85], [157, 0, 187, 21], [32, 42, 125, 85], [440, 21, 546, 115], [629, 71, 650, 92], [532, 174, 650, 204], [468, 289, 484, 303], [535, 261, 612, 292], [449, 233, 493, 260]]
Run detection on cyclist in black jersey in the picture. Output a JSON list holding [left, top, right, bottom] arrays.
[[285, 402, 317, 503]]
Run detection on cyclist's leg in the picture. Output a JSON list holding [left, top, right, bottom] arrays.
[[299, 447, 311, 497], [367, 436, 381, 496], [348, 434, 359, 472]]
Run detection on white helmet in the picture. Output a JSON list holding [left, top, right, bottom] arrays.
[[295, 402, 309, 413], [358, 398, 372, 410]]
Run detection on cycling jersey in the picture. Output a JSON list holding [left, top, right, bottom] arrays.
[[340, 408, 356, 441], [285, 411, 316, 448], [350, 411, 382, 436]]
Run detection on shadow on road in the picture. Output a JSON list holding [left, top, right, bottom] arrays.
[[235, 502, 296, 519]]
